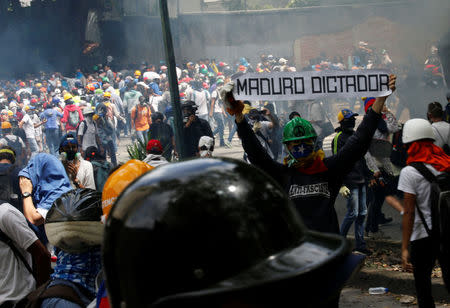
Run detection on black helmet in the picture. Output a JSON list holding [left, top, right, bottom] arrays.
[[45, 188, 103, 253], [103, 158, 354, 308], [182, 100, 197, 111]]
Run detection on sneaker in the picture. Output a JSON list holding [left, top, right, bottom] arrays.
[[378, 217, 393, 225], [353, 248, 373, 256]]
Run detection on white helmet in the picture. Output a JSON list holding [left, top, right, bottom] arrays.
[[402, 118, 435, 144]]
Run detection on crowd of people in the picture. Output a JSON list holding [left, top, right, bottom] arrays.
[[0, 48, 449, 308]]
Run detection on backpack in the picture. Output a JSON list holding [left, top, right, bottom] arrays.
[[75, 120, 88, 144], [410, 162, 450, 292], [91, 160, 112, 191], [0, 165, 20, 210], [432, 125, 450, 155], [390, 125, 408, 167], [68, 109, 80, 128]]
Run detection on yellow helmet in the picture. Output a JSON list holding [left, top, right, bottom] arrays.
[[101, 160, 154, 221], [64, 93, 73, 101], [134, 70, 141, 77], [103, 92, 112, 98], [1, 121, 12, 129], [7, 110, 13, 117]]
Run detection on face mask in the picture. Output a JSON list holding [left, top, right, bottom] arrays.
[[289, 143, 314, 159], [199, 150, 212, 158], [341, 118, 356, 132], [61, 151, 80, 161]]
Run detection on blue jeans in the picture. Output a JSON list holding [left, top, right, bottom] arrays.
[[104, 140, 117, 167], [136, 129, 148, 143], [45, 128, 60, 156], [227, 121, 237, 143], [212, 113, 225, 146], [41, 279, 92, 308], [340, 183, 367, 250], [27, 137, 39, 154]]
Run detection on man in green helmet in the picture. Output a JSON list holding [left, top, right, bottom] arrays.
[[221, 75, 397, 233]]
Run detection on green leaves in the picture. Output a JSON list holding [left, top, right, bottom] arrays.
[[126, 135, 149, 160]]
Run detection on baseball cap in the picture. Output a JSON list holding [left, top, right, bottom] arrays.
[[337, 109, 358, 122]]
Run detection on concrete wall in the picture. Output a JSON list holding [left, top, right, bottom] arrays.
[[117, 1, 449, 67]]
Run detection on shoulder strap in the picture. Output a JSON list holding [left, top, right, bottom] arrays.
[[0, 225, 35, 278], [410, 162, 437, 183], [332, 131, 342, 155], [409, 162, 435, 236]]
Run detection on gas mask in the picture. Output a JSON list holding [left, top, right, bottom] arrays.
[[60, 151, 81, 161]]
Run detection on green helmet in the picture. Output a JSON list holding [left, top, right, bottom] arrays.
[[283, 117, 317, 143]]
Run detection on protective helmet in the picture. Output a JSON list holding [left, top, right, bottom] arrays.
[[283, 117, 317, 143], [402, 118, 435, 144], [45, 189, 103, 253], [182, 100, 197, 111], [63, 93, 73, 101], [1, 121, 12, 129], [103, 92, 112, 98], [134, 70, 142, 76], [101, 160, 153, 221], [103, 158, 354, 308]]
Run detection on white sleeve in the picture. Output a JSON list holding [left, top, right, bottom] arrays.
[[79, 160, 96, 190], [0, 204, 38, 251], [397, 166, 417, 195], [78, 122, 85, 136]]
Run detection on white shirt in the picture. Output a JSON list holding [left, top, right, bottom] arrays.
[[189, 90, 210, 116], [70, 158, 96, 190], [21, 113, 35, 139], [211, 90, 224, 114], [398, 164, 442, 241], [431, 121, 450, 149], [78, 119, 98, 151], [32, 114, 42, 139], [0, 203, 37, 305]]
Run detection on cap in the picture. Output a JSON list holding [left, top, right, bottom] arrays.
[[337, 109, 358, 122], [146, 139, 163, 154]]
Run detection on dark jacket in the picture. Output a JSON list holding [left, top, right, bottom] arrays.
[[236, 109, 381, 233], [333, 128, 370, 187], [183, 117, 213, 158]]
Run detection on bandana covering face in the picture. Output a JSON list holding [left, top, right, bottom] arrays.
[[407, 140, 450, 172], [284, 139, 328, 174]]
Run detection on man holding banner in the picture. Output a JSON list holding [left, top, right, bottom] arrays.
[[220, 71, 396, 234]]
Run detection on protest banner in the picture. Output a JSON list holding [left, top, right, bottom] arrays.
[[232, 69, 391, 101]]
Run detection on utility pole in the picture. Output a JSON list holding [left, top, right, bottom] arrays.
[[159, 0, 187, 159]]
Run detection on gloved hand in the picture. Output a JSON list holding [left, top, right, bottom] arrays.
[[219, 81, 244, 116], [339, 186, 351, 198]]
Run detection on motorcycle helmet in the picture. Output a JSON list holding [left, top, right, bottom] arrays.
[[45, 189, 102, 253], [103, 158, 355, 308]]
